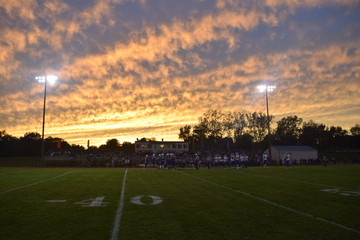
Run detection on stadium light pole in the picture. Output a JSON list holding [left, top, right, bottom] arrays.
[[257, 85, 276, 162], [36, 75, 58, 165]]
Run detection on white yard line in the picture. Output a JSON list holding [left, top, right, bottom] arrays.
[[179, 171, 360, 235], [241, 171, 357, 190], [110, 168, 128, 240], [0, 172, 72, 195]]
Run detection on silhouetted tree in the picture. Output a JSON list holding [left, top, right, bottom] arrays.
[[70, 144, 85, 152], [246, 112, 271, 143], [105, 138, 120, 149], [0, 130, 18, 157], [299, 120, 328, 149], [45, 136, 71, 151], [349, 124, 360, 149], [179, 125, 194, 150], [19, 132, 42, 156], [179, 125, 192, 142], [197, 109, 225, 139], [87, 146, 98, 152], [233, 111, 248, 140], [222, 112, 235, 138], [181, 109, 275, 152], [193, 126, 206, 152], [350, 124, 360, 136], [121, 141, 135, 154], [235, 133, 253, 151], [274, 115, 303, 145], [325, 126, 348, 150]]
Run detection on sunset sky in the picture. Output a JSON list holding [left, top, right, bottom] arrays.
[[1, 0, 359, 147]]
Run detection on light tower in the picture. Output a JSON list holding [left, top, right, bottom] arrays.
[[257, 84, 276, 162], [36, 75, 58, 164]]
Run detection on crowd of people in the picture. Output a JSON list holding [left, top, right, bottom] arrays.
[[142, 152, 273, 169], [45, 149, 332, 168]]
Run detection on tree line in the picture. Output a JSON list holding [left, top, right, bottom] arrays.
[[0, 131, 134, 157], [178, 109, 360, 152], [1, 109, 359, 157]]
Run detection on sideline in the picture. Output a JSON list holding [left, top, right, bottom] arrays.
[[110, 168, 128, 240], [0, 172, 72, 195], [178, 171, 360, 235]]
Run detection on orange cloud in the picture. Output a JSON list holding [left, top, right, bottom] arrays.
[[1, 0, 359, 146]]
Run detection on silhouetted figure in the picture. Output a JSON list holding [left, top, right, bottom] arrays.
[[263, 152, 268, 168]]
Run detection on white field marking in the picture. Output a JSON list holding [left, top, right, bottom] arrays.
[[178, 171, 360, 235], [130, 195, 163, 205], [149, 195, 163, 205], [45, 200, 67, 203], [240, 171, 357, 191], [0, 172, 72, 195], [130, 195, 145, 205], [89, 196, 107, 207], [74, 196, 109, 207], [110, 168, 128, 240]]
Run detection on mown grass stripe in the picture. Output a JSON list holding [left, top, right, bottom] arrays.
[[0, 171, 17, 176], [0, 172, 72, 195], [179, 171, 360, 235], [240, 171, 357, 191], [110, 168, 128, 240]]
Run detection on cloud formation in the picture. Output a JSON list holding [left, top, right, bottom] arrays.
[[0, 0, 359, 146]]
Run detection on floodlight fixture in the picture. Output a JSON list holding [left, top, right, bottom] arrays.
[[257, 85, 266, 93], [46, 75, 58, 84], [36, 75, 58, 84], [257, 85, 276, 93], [36, 76, 46, 83]]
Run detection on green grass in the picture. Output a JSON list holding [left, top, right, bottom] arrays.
[[0, 166, 359, 240], [0, 156, 40, 167]]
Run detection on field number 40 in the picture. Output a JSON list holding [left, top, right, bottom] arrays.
[[74, 196, 108, 207], [46, 195, 163, 207]]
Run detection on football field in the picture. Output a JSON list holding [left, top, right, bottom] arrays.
[[1, 166, 359, 240]]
